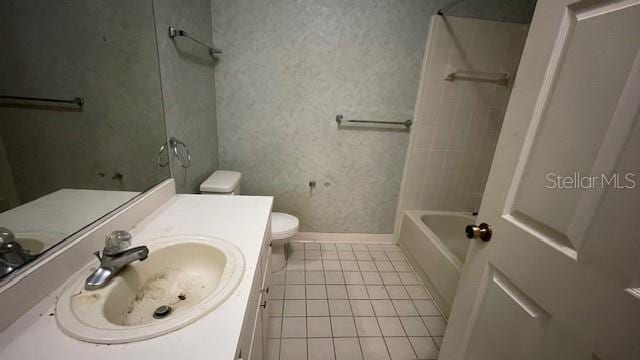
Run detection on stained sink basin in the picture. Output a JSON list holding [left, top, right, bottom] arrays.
[[55, 235, 244, 344]]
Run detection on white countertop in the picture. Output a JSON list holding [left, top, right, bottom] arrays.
[[0, 188, 139, 248], [0, 194, 273, 360]]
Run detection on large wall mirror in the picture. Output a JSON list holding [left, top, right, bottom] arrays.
[[0, 1, 171, 281]]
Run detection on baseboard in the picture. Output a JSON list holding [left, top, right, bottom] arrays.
[[295, 232, 393, 243]]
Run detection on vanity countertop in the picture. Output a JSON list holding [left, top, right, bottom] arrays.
[[0, 194, 273, 360]]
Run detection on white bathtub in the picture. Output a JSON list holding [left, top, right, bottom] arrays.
[[397, 210, 475, 317]]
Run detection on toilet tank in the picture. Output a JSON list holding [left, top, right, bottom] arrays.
[[200, 170, 242, 195]]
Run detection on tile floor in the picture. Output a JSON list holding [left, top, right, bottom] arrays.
[[266, 241, 446, 360]]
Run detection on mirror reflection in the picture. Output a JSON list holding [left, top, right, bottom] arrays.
[[0, 1, 170, 279]]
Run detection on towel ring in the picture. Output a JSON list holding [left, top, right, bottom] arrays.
[[170, 137, 191, 168], [157, 137, 191, 169]]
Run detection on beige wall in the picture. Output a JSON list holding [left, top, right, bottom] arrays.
[[395, 16, 529, 235], [154, 0, 220, 194]]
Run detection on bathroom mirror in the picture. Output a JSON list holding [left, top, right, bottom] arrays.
[[0, 1, 171, 280]]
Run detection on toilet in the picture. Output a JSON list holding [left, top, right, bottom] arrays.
[[200, 170, 298, 271]]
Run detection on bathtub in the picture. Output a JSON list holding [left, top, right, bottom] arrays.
[[397, 210, 476, 317]]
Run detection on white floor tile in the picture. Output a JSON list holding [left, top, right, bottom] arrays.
[[308, 317, 333, 338], [283, 300, 306, 316], [336, 243, 352, 251], [344, 272, 365, 284], [322, 250, 340, 259], [413, 300, 440, 316], [325, 271, 345, 284], [385, 337, 416, 360], [347, 285, 369, 299], [354, 251, 372, 260], [367, 285, 389, 300], [267, 317, 282, 338], [307, 271, 326, 284], [380, 272, 402, 285], [400, 317, 429, 337], [385, 252, 406, 261], [265, 338, 280, 360], [366, 244, 384, 251], [360, 337, 390, 360], [331, 317, 357, 337], [371, 300, 397, 316], [307, 285, 328, 299], [285, 285, 306, 299], [280, 338, 307, 360], [271, 270, 286, 284], [286, 271, 305, 284], [271, 285, 286, 299], [288, 249, 305, 260], [352, 244, 369, 251], [377, 317, 405, 336], [422, 316, 446, 336], [386, 286, 409, 300], [307, 299, 330, 316], [334, 338, 363, 360], [350, 300, 375, 316], [328, 299, 352, 316], [362, 272, 383, 285], [327, 285, 348, 299], [341, 260, 359, 271], [290, 242, 305, 250], [405, 286, 431, 300], [375, 261, 395, 272], [270, 300, 284, 317], [306, 260, 324, 271], [392, 300, 419, 316], [354, 317, 381, 337], [358, 261, 378, 272], [306, 250, 323, 260], [308, 338, 336, 360], [321, 243, 336, 251], [391, 261, 412, 272], [287, 260, 306, 271], [432, 337, 443, 349], [338, 251, 356, 260], [370, 251, 388, 261], [306, 243, 321, 250], [398, 273, 421, 285], [282, 317, 307, 338], [323, 260, 342, 271], [408, 337, 439, 359]]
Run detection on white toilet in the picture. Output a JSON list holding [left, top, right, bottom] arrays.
[[200, 170, 298, 271]]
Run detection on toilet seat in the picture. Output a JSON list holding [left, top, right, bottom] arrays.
[[271, 212, 299, 240]]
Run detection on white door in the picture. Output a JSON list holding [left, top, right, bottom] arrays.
[[440, 0, 640, 359]]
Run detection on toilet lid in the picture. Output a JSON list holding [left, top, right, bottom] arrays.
[[272, 212, 299, 240]]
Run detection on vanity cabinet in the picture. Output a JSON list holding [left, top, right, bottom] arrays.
[[236, 233, 273, 360]]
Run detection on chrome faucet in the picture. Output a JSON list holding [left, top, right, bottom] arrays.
[[85, 230, 149, 290], [0, 227, 33, 277]]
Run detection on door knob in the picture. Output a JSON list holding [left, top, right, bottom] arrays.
[[465, 223, 492, 242]]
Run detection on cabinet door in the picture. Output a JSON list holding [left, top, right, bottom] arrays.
[[249, 293, 265, 360], [261, 245, 273, 348]]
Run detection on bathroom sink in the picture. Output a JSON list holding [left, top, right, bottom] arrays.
[[55, 235, 244, 344]]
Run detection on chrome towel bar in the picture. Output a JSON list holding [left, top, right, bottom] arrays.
[[336, 115, 412, 129], [168, 26, 222, 56], [444, 64, 510, 86], [0, 95, 84, 107]]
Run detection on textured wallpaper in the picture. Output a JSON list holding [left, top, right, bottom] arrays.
[[395, 16, 529, 235], [211, 0, 431, 233], [154, 0, 220, 194]]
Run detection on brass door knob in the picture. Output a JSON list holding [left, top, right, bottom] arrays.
[[465, 223, 492, 242]]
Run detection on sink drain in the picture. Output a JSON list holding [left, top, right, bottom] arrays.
[[153, 305, 173, 319]]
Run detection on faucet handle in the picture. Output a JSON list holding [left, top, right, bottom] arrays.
[[103, 230, 132, 256], [0, 227, 16, 249]]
